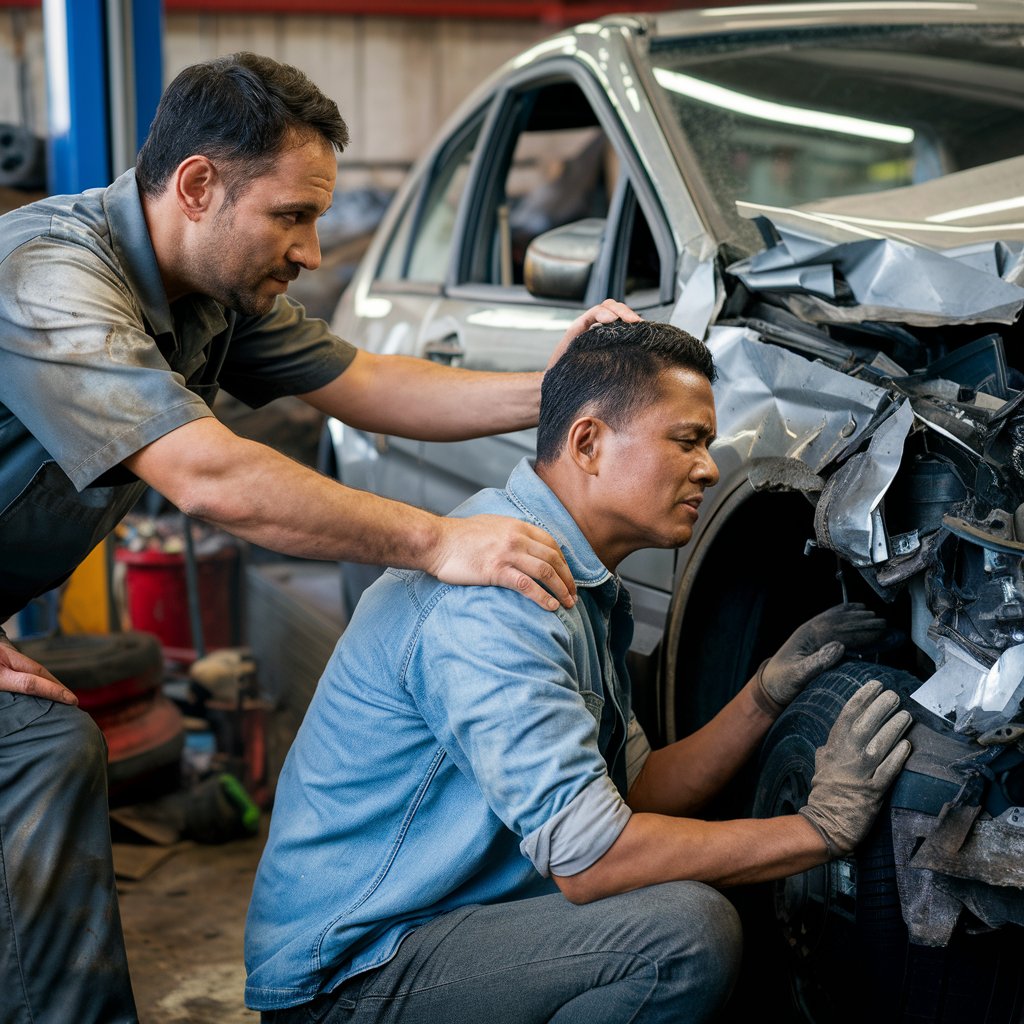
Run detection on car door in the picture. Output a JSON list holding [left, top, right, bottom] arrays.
[[329, 109, 489, 512], [417, 66, 679, 534]]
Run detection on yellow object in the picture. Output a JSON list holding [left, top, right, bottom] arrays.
[[59, 541, 111, 634]]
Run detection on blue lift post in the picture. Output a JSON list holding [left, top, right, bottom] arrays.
[[42, 0, 163, 196], [21, 0, 162, 638], [131, 0, 163, 156]]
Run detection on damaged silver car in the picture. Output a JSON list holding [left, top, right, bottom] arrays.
[[323, 3, 1024, 1020]]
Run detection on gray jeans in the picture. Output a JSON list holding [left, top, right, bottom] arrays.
[[263, 881, 742, 1024], [0, 693, 138, 1024]]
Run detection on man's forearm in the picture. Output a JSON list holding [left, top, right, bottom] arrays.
[[126, 418, 444, 565], [628, 676, 775, 816], [555, 811, 827, 904], [302, 351, 544, 441], [122, 416, 576, 611], [300, 299, 641, 441]]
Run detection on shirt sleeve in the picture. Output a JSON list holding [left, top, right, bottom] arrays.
[[217, 296, 357, 408], [406, 585, 632, 879], [0, 237, 212, 490]]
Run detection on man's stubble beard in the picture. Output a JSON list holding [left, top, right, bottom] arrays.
[[204, 204, 279, 317]]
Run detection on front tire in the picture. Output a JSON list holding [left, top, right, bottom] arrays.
[[752, 661, 1024, 1024]]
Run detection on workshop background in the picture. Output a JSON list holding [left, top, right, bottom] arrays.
[[0, 3, 690, 1023], [12, 3, 1024, 1023]]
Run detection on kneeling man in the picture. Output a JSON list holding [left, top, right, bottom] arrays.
[[245, 321, 911, 1023]]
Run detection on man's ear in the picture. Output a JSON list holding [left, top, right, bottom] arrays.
[[566, 416, 606, 476], [174, 156, 221, 222]]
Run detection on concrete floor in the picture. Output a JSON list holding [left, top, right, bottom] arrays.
[[116, 557, 345, 1024], [119, 828, 266, 1024]]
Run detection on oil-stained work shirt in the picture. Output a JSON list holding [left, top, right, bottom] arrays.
[[0, 168, 356, 618], [244, 457, 652, 1011]]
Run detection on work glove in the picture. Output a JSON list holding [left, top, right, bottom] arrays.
[[753, 603, 887, 716], [799, 680, 913, 858]]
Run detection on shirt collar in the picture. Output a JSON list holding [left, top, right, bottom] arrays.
[[505, 457, 615, 593], [103, 168, 228, 349], [103, 168, 174, 337]]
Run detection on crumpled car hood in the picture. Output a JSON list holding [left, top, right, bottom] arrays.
[[705, 157, 1024, 742], [727, 155, 1024, 327]]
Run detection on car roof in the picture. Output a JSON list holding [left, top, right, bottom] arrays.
[[636, 1, 1024, 38]]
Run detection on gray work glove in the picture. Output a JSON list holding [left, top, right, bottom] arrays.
[[754, 603, 887, 716], [799, 680, 913, 858]]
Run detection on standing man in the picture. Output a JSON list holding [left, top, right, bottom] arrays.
[[245, 320, 911, 1023], [0, 52, 634, 1023]]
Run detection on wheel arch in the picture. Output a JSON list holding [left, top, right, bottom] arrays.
[[661, 479, 833, 743]]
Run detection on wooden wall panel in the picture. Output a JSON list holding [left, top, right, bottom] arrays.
[[0, 9, 550, 175], [280, 15, 360, 159], [436, 19, 542, 124], [165, 13, 219, 81], [212, 13, 282, 59], [0, 7, 44, 136], [358, 16, 438, 166]]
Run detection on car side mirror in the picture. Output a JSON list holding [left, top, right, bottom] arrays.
[[523, 218, 605, 302]]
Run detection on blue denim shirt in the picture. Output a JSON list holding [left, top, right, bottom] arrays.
[[244, 459, 651, 1011], [0, 169, 355, 618]]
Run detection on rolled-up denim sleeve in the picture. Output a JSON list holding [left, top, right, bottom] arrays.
[[407, 585, 631, 879], [520, 774, 630, 877]]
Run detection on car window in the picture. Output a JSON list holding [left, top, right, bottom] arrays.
[[621, 185, 663, 308], [468, 80, 618, 290], [646, 24, 1024, 252], [377, 114, 484, 285], [376, 193, 416, 283]]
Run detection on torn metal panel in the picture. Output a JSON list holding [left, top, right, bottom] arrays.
[[911, 640, 984, 721], [914, 812, 1024, 891], [943, 511, 1024, 557], [706, 325, 889, 474], [728, 207, 1024, 327], [908, 403, 989, 457], [670, 255, 722, 340], [955, 643, 1024, 736], [935, 874, 1024, 931], [912, 639, 1024, 737], [747, 457, 824, 495], [876, 529, 942, 588], [813, 399, 914, 566], [892, 804, 1024, 945]]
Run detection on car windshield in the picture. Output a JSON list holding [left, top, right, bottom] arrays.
[[646, 23, 1024, 252]]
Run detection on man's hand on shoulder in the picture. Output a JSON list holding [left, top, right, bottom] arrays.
[[547, 299, 642, 369], [0, 633, 77, 705], [428, 514, 577, 611]]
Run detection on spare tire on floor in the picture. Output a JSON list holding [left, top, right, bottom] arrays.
[[16, 632, 183, 805], [752, 660, 1024, 1024]]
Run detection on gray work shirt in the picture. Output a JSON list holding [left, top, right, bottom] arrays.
[[0, 168, 356, 620]]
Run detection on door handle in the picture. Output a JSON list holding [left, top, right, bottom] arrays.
[[422, 334, 465, 365]]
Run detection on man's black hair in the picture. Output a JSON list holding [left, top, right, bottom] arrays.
[[536, 320, 717, 465], [136, 52, 349, 202]]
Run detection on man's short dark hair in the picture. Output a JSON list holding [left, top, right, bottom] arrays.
[[536, 320, 717, 465], [136, 52, 349, 202]]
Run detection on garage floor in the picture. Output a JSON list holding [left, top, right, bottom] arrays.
[[116, 558, 344, 1024], [119, 826, 266, 1024]]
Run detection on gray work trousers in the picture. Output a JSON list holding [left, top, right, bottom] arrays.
[[263, 881, 742, 1024], [0, 693, 138, 1024]]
